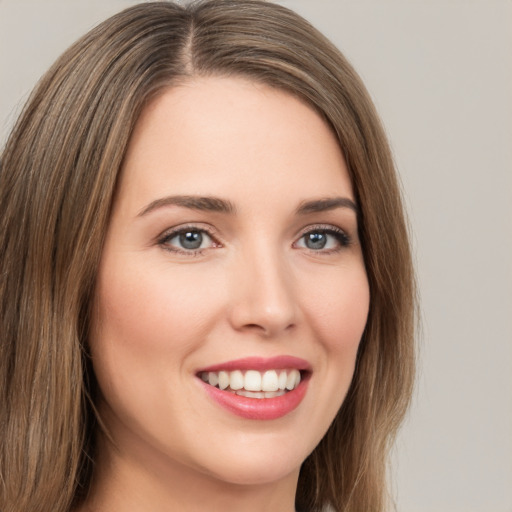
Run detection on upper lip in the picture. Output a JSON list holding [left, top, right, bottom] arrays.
[[197, 355, 312, 373]]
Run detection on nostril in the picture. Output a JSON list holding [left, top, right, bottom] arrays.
[[239, 321, 296, 337]]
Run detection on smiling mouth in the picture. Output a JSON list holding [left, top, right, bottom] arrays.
[[198, 369, 303, 399]]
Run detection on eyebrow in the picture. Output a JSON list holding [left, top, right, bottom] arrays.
[[137, 195, 236, 217], [295, 197, 359, 215], [137, 194, 358, 218]]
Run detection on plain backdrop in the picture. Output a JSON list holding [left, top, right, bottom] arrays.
[[1, 1, 511, 511]]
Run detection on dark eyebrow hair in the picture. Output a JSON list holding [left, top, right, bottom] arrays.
[[295, 197, 359, 215], [137, 195, 236, 217], [138, 195, 357, 218]]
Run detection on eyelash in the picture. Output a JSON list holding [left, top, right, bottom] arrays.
[[157, 224, 351, 256], [158, 224, 220, 256], [294, 224, 352, 254]]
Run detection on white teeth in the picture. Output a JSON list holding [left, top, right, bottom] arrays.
[[200, 368, 303, 395], [218, 371, 229, 390], [236, 390, 266, 399], [235, 390, 287, 399], [285, 369, 300, 390], [261, 370, 279, 392], [244, 370, 262, 391], [230, 370, 244, 390], [278, 370, 287, 390], [208, 372, 218, 387]]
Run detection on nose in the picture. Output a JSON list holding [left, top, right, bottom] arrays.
[[228, 245, 298, 338]]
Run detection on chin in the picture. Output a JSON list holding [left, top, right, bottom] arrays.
[[189, 432, 310, 487], [203, 458, 301, 487]]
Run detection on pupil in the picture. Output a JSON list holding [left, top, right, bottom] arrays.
[[180, 231, 202, 250], [306, 232, 326, 249]]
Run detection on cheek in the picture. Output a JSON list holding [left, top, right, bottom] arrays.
[[302, 263, 369, 400], [305, 262, 369, 350], [88, 257, 227, 441], [88, 259, 222, 418], [92, 260, 219, 356]]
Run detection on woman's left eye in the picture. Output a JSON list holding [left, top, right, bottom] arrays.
[[295, 227, 350, 252], [160, 228, 217, 253]]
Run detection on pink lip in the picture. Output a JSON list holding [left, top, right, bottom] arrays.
[[200, 376, 309, 420], [197, 355, 312, 373], [197, 355, 311, 420]]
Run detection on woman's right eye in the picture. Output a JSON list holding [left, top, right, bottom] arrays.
[[159, 228, 217, 254]]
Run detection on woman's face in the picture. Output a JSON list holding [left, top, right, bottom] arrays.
[[90, 77, 369, 488]]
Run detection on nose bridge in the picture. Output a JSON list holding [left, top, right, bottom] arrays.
[[229, 237, 297, 336]]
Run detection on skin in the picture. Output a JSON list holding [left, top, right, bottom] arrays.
[[84, 76, 370, 512]]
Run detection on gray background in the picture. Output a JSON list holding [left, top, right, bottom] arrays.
[[1, 1, 511, 510]]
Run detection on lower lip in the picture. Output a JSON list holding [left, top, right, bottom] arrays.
[[200, 377, 309, 420]]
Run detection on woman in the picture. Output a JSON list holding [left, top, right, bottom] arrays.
[[0, 1, 415, 511]]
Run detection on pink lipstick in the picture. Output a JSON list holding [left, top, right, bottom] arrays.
[[197, 356, 311, 420]]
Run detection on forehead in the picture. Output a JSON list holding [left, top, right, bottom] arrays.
[[117, 76, 354, 213]]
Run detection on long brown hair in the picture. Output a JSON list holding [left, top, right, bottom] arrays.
[[0, 2, 416, 511]]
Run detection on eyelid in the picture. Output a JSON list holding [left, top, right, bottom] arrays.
[[294, 223, 352, 251], [157, 223, 222, 254], [156, 222, 352, 256]]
